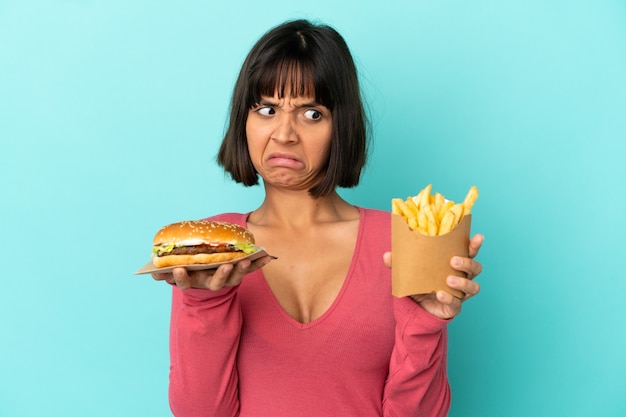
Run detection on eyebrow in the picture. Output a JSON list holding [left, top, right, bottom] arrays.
[[258, 98, 322, 109]]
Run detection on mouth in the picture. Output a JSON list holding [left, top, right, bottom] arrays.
[[266, 152, 304, 168]]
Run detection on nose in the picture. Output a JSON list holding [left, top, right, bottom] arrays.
[[271, 114, 297, 144]]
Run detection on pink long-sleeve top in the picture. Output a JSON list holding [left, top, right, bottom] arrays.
[[168, 208, 451, 417]]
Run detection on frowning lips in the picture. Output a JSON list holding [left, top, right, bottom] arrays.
[[266, 152, 304, 168]]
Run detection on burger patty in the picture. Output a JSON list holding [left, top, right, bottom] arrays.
[[159, 245, 239, 257]]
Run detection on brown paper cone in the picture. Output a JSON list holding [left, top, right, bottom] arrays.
[[391, 214, 471, 298]]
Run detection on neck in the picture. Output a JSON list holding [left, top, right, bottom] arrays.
[[248, 186, 358, 229]]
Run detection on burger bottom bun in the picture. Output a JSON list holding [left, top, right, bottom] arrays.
[[152, 252, 249, 268]]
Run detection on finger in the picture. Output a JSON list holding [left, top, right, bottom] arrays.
[[151, 272, 171, 282], [468, 233, 484, 259], [236, 259, 252, 273], [206, 263, 234, 291], [152, 272, 176, 286], [224, 260, 252, 286], [436, 290, 453, 304], [436, 290, 462, 316], [382, 252, 392, 269], [451, 256, 482, 279], [447, 276, 480, 299], [172, 267, 192, 290]]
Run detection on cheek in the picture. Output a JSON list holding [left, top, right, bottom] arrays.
[[245, 116, 270, 144]]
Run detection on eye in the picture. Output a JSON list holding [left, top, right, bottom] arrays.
[[303, 109, 322, 121], [256, 106, 275, 116]]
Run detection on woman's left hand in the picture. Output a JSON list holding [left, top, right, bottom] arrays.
[[383, 233, 484, 320]]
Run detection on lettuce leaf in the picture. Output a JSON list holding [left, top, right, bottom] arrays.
[[235, 242, 258, 254], [152, 243, 175, 256]]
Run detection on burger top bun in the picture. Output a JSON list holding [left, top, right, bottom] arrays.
[[153, 220, 255, 247]]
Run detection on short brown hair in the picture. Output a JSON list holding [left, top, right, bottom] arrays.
[[217, 19, 369, 197]]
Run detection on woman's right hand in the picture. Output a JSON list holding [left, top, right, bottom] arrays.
[[151, 255, 274, 291]]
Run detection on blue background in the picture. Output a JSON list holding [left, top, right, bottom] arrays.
[[1, 0, 625, 416]]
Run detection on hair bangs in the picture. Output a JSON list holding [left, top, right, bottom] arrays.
[[249, 59, 322, 106]]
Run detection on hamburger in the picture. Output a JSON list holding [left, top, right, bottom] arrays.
[[152, 220, 257, 268]]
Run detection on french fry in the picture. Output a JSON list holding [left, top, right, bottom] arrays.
[[406, 196, 419, 216], [463, 185, 479, 216], [411, 189, 424, 209], [392, 184, 479, 236], [392, 198, 411, 220], [449, 203, 464, 226], [419, 184, 432, 209], [391, 198, 403, 216], [408, 216, 419, 231], [417, 211, 428, 234], [434, 192, 444, 215], [422, 204, 438, 236], [438, 209, 456, 235], [437, 200, 454, 223]]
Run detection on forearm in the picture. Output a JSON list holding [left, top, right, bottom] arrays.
[[383, 297, 451, 417], [169, 286, 242, 417]]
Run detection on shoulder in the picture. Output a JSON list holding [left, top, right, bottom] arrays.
[[359, 207, 391, 227], [356, 207, 391, 251], [201, 212, 249, 227]]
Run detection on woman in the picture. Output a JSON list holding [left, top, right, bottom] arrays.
[[153, 19, 483, 417]]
